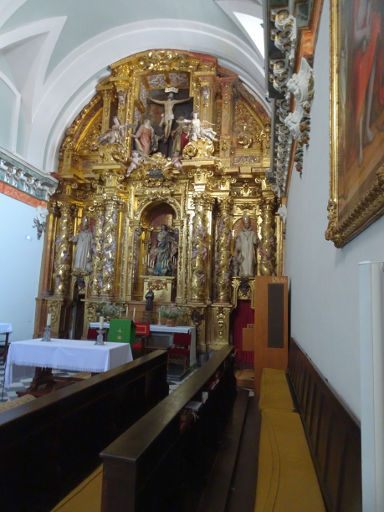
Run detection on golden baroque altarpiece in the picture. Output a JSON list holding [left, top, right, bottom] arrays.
[[35, 50, 283, 352]]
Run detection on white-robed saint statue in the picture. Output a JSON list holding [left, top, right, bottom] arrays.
[[71, 217, 93, 272], [235, 213, 257, 277]]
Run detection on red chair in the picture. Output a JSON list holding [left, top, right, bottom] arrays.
[[168, 333, 191, 371], [132, 322, 150, 354]]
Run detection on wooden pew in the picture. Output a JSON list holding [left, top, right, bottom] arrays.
[[0, 350, 168, 512], [100, 346, 236, 512]]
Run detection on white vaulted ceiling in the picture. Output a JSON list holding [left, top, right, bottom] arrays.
[[0, 0, 267, 172]]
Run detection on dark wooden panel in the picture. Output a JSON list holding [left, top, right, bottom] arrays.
[[101, 346, 236, 512], [268, 283, 285, 348], [288, 339, 362, 512], [0, 350, 168, 512], [197, 388, 249, 512]]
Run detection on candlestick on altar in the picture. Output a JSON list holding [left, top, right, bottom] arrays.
[[126, 305, 129, 317], [158, 310, 161, 325], [99, 316, 104, 329], [132, 308, 136, 322], [47, 313, 51, 327]]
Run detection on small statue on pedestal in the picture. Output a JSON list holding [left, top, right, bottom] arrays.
[[145, 288, 154, 311], [142, 288, 155, 324]]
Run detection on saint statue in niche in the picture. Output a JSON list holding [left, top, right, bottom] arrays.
[[148, 225, 178, 276], [234, 213, 258, 277], [71, 217, 94, 273]]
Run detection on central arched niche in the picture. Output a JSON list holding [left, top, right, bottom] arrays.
[[136, 201, 179, 302]]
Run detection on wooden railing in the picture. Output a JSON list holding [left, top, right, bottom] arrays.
[[100, 346, 236, 512], [0, 350, 168, 512]]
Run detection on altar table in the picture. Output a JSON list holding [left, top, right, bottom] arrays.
[[149, 325, 197, 367], [4, 338, 133, 389]]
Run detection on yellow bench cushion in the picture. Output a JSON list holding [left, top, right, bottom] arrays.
[[258, 368, 295, 411], [51, 465, 103, 512], [255, 409, 325, 512]]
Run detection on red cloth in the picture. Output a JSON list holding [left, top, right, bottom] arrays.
[[353, 0, 383, 123], [231, 300, 254, 366], [135, 322, 150, 336], [181, 132, 189, 151], [87, 327, 98, 341], [173, 333, 191, 347]]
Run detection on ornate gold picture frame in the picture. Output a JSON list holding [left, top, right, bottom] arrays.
[[326, 0, 384, 247]]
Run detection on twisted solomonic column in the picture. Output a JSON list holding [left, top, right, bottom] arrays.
[[53, 202, 74, 296], [190, 194, 215, 302], [215, 198, 233, 303], [99, 198, 120, 296], [259, 191, 277, 276], [89, 202, 105, 297]]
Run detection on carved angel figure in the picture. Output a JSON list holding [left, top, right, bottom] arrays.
[[126, 150, 142, 176], [98, 116, 132, 146], [164, 151, 182, 171], [184, 111, 218, 142]]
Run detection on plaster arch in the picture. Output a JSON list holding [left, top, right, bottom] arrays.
[[0, 71, 21, 151]]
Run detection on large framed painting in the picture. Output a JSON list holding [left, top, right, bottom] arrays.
[[326, 0, 384, 247]]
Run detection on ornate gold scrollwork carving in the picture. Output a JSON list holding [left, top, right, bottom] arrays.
[[183, 138, 215, 159]]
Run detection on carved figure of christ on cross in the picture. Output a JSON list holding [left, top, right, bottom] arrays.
[[150, 92, 191, 140]]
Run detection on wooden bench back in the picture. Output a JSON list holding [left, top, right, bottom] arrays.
[[100, 346, 236, 512], [0, 350, 168, 512], [288, 339, 362, 512]]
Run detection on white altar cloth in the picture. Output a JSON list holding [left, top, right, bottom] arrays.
[[4, 338, 132, 389]]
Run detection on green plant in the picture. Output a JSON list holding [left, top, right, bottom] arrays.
[[96, 302, 122, 318]]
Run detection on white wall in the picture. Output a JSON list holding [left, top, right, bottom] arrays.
[[284, 0, 384, 420], [0, 193, 43, 341]]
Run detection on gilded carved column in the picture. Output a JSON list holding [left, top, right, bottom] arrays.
[[89, 202, 104, 297], [259, 191, 277, 276], [100, 88, 113, 132], [196, 73, 216, 125], [215, 197, 233, 303], [53, 202, 74, 297], [219, 77, 236, 159], [38, 202, 59, 296], [99, 198, 119, 297], [115, 79, 133, 130], [190, 194, 215, 302]]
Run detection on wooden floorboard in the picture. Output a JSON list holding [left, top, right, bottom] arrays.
[[226, 394, 260, 512], [196, 388, 250, 512]]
